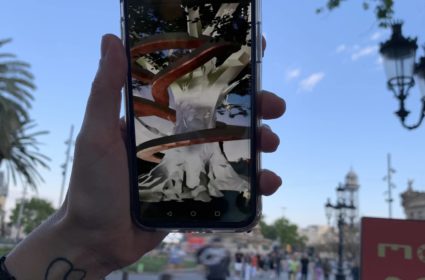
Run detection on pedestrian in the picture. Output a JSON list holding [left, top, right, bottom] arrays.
[[271, 250, 282, 279], [322, 258, 331, 280], [243, 253, 252, 280], [288, 255, 298, 280], [197, 237, 231, 280], [313, 257, 323, 280], [300, 254, 309, 280], [250, 253, 258, 278], [351, 259, 360, 280], [167, 244, 185, 270], [234, 251, 244, 280]]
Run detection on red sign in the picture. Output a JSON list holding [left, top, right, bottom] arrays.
[[361, 217, 425, 279]]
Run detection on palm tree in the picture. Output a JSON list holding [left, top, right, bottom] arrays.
[[0, 39, 34, 121], [0, 39, 49, 190]]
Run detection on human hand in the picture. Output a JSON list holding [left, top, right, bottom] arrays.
[[5, 34, 285, 279]]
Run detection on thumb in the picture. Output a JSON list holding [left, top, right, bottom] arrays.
[[81, 34, 127, 138]]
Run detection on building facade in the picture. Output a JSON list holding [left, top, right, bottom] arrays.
[[299, 225, 333, 246], [401, 180, 425, 220], [184, 225, 274, 255]]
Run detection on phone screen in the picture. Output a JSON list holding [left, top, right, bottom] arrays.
[[123, 0, 259, 229]]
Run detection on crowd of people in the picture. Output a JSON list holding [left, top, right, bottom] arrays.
[[230, 251, 334, 280], [170, 239, 361, 280]]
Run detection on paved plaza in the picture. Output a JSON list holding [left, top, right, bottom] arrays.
[[106, 270, 354, 280]]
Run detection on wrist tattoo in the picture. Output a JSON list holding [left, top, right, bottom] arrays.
[[44, 258, 87, 280]]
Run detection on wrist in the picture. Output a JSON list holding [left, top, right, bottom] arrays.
[[5, 212, 113, 280]]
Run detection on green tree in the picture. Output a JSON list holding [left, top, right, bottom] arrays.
[[0, 39, 49, 189], [260, 217, 307, 249], [259, 218, 278, 240], [9, 197, 55, 235], [317, 0, 395, 27]]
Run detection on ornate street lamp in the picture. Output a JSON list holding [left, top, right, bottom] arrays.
[[380, 22, 425, 130], [415, 51, 425, 98], [325, 184, 356, 280]]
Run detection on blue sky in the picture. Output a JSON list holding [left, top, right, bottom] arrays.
[[1, 1, 425, 227]]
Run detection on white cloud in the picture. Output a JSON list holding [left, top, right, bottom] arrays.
[[336, 44, 347, 53], [370, 31, 382, 41], [351, 45, 379, 61], [376, 56, 383, 65], [285, 68, 301, 82], [299, 72, 325, 92]]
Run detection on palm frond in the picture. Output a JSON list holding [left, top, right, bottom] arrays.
[[0, 37, 35, 116], [0, 77, 35, 90], [0, 97, 29, 121], [0, 61, 33, 78], [0, 53, 16, 59], [0, 39, 12, 47], [0, 120, 50, 191], [0, 39, 48, 191]]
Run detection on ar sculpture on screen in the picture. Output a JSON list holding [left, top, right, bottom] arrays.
[[132, 3, 252, 202]]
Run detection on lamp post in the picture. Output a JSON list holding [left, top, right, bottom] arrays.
[[325, 183, 356, 280], [380, 22, 425, 130]]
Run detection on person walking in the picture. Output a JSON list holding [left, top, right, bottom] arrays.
[[167, 244, 185, 270], [243, 253, 252, 280], [313, 257, 324, 280], [234, 251, 244, 280], [322, 259, 331, 280], [276, 250, 284, 279], [197, 237, 231, 280], [300, 254, 309, 280], [351, 259, 360, 280], [288, 255, 299, 280], [250, 253, 258, 279]]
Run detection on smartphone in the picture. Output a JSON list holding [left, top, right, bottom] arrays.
[[121, 0, 262, 231]]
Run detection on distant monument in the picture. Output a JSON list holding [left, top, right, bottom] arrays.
[[401, 180, 425, 220], [344, 169, 360, 223]]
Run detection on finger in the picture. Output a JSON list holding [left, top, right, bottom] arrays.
[[81, 34, 127, 137], [258, 90, 286, 120], [259, 169, 282, 196], [260, 125, 280, 153]]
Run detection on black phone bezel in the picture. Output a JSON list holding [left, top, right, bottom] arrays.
[[121, 0, 261, 231]]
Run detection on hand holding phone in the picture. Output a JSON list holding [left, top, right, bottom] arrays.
[[3, 33, 284, 279], [122, 0, 269, 231]]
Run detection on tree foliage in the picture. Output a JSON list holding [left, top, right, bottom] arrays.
[[128, 0, 251, 45], [9, 197, 55, 235], [317, 0, 395, 27], [128, 0, 252, 96], [260, 217, 307, 249], [0, 39, 49, 190], [0, 39, 34, 122]]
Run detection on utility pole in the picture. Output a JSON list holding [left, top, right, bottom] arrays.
[[383, 154, 396, 218], [58, 125, 74, 208]]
